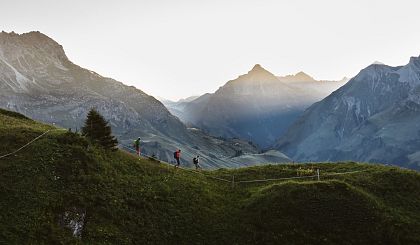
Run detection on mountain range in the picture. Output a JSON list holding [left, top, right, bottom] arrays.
[[275, 56, 420, 170], [0, 31, 289, 168], [164, 64, 348, 147], [2, 31, 419, 170]]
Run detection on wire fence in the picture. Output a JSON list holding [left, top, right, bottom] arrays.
[[1, 133, 373, 186], [0, 132, 374, 186], [118, 143, 373, 186], [237, 175, 319, 183], [0, 128, 66, 159]]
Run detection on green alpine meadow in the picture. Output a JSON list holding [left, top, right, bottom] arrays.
[[2, 1, 420, 244], [1, 109, 419, 244]]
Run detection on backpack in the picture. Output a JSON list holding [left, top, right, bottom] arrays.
[[134, 138, 140, 147], [174, 152, 177, 158], [193, 157, 197, 164]]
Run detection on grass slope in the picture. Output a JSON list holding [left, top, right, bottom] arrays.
[[1, 108, 420, 244]]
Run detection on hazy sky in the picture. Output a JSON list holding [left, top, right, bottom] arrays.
[[2, 0, 420, 100]]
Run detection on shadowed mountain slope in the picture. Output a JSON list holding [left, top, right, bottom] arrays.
[[275, 56, 420, 170], [0, 31, 290, 168]]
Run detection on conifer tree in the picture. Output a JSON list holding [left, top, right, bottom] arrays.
[[81, 109, 118, 150]]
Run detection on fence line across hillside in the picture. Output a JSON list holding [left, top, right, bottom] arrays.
[[0, 128, 66, 160], [235, 169, 372, 184], [0, 130, 374, 185], [118, 143, 373, 185], [321, 169, 371, 177], [236, 175, 319, 183]]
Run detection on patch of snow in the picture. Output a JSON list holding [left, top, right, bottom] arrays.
[[0, 56, 30, 92], [17, 57, 27, 71], [372, 61, 385, 65], [343, 96, 362, 116]]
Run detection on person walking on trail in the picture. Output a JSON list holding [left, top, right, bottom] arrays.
[[174, 149, 181, 168], [133, 137, 141, 157], [193, 155, 201, 170]]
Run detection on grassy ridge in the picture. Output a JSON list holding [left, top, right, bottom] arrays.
[[1, 109, 420, 244]]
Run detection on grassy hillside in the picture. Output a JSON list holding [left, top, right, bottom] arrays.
[[1, 108, 420, 244]]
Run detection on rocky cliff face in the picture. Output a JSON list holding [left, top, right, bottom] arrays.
[[274, 56, 420, 170], [167, 65, 347, 148], [0, 31, 185, 142], [0, 31, 290, 168]]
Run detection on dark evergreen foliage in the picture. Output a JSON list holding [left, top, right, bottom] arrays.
[[81, 109, 118, 150]]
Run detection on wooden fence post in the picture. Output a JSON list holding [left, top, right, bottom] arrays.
[[317, 169, 320, 181], [232, 175, 235, 188]]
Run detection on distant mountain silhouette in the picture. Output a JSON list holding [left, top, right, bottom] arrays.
[[165, 64, 347, 148], [278, 71, 316, 82]]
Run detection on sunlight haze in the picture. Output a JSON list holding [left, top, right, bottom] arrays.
[[2, 0, 420, 100]]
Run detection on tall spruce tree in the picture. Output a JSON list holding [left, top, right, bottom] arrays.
[[81, 109, 118, 150]]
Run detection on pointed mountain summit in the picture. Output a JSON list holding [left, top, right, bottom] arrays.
[[279, 71, 316, 82], [234, 64, 279, 83], [251, 63, 263, 71], [295, 71, 314, 79], [170, 65, 347, 147], [249, 64, 271, 74], [217, 64, 294, 98]]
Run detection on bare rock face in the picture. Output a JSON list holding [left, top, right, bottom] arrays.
[[58, 207, 86, 238], [0, 31, 289, 168], [165, 64, 347, 148], [274, 57, 420, 170], [0, 31, 186, 153]]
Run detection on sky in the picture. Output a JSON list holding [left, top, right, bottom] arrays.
[[2, 0, 420, 100]]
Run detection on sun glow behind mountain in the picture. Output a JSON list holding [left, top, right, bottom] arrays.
[[2, 0, 420, 100]]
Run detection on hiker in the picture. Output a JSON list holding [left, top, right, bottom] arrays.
[[193, 155, 201, 170], [174, 149, 181, 168], [133, 137, 141, 157]]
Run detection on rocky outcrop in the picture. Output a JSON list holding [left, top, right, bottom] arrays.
[[274, 56, 420, 170]]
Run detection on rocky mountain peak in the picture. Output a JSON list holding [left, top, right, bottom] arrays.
[[294, 71, 314, 81], [279, 71, 316, 82], [235, 64, 278, 83], [408, 55, 420, 68], [250, 64, 263, 71], [372, 61, 385, 65], [247, 64, 274, 75], [0, 31, 68, 62]]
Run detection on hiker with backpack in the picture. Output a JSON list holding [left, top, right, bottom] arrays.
[[133, 137, 141, 157], [193, 155, 201, 170], [174, 149, 181, 168]]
